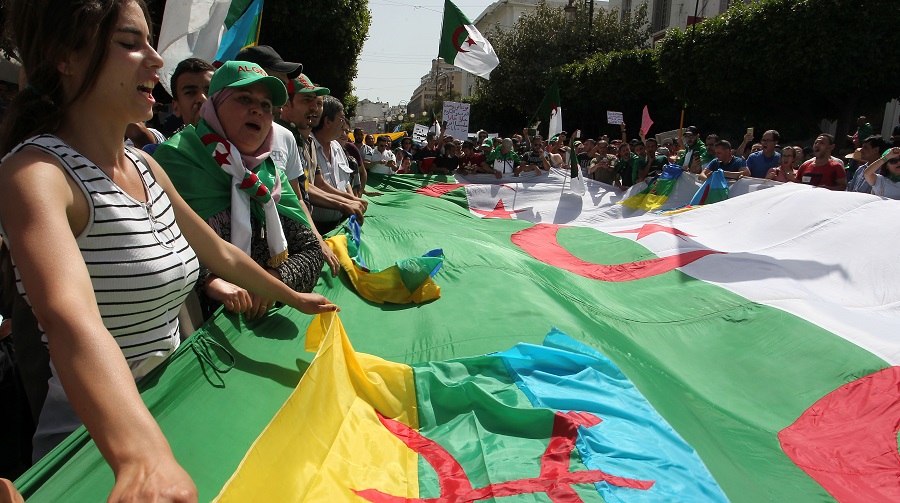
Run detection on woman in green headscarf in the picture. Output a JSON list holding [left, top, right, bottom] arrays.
[[155, 61, 324, 320]]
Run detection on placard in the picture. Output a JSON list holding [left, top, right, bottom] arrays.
[[442, 101, 471, 141], [606, 111, 624, 125], [413, 124, 429, 144]]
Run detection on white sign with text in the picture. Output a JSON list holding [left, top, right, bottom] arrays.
[[442, 101, 471, 140], [413, 124, 429, 144], [606, 111, 624, 125]]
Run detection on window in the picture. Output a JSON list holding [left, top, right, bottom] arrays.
[[652, 0, 671, 32]]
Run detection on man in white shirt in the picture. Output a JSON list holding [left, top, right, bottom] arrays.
[[311, 96, 368, 232], [365, 135, 398, 174]]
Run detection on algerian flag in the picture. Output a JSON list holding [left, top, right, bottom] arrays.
[[157, 0, 264, 94], [533, 81, 562, 140], [438, 0, 499, 79]]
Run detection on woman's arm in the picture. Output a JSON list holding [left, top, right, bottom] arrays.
[[143, 154, 338, 315], [864, 147, 899, 186], [0, 150, 196, 502]]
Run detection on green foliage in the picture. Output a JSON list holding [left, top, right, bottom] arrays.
[[343, 93, 359, 118], [656, 0, 900, 140], [469, 1, 651, 133], [260, 0, 371, 104], [555, 48, 680, 138], [141, 0, 370, 107]]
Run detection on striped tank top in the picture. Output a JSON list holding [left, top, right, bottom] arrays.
[[0, 135, 200, 366]]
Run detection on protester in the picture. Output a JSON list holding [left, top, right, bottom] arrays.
[[862, 147, 900, 199], [630, 139, 650, 183], [220, 47, 342, 275], [365, 135, 398, 174], [746, 130, 781, 178], [0, 2, 335, 499], [848, 116, 874, 148], [517, 135, 551, 176], [766, 147, 798, 182], [700, 140, 749, 180], [486, 138, 520, 178], [342, 129, 364, 195], [588, 155, 618, 186], [458, 140, 488, 174], [675, 126, 708, 173], [154, 60, 332, 319], [614, 142, 640, 187], [479, 137, 494, 157], [791, 134, 847, 190], [395, 136, 414, 173], [847, 135, 889, 193], [312, 96, 368, 233], [433, 142, 460, 174], [353, 127, 370, 157], [169, 58, 214, 133]]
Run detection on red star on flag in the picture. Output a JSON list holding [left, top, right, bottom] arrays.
[[213, 147, 231, 167], [465, 37, 476, 47], [472, 200, 525, 219], [612, 224, 694, 240]]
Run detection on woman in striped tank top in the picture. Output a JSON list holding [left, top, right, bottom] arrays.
[[0, 1, 337, 500]]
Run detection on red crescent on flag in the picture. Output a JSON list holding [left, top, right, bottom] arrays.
[[452, 25, 469, 53], [510, 223, 721, 282], [779, 366, 900, 502]]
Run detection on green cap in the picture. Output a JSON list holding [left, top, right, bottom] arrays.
[[209, 60, 288, 107], [481, 138, 493, 148], [286, 73, 330, 96]]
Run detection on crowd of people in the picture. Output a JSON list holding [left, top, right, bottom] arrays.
[[1, 1, 899, 502], [346, 117, 900, 200]]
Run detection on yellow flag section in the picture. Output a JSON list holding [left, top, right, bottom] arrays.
[[215, 313, 419, 501], [325, 233, 442, 304], [348, 131, 408, 143]]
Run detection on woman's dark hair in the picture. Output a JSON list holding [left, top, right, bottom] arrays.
[[0, 0, 150, 155]]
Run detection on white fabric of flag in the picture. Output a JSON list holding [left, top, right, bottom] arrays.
[[439, 0, 500, 79], [157, 0, 232, 93], [548, 106, 563, 140]]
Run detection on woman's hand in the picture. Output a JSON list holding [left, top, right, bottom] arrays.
[[291, 292, 339, 315], [204, 277, 252, 313], [108, 456, 197, 503]]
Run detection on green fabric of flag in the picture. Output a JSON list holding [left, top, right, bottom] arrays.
[[438, 0, 499, 78], [15, 174, 890, 502], [153, 121, 310, 227]]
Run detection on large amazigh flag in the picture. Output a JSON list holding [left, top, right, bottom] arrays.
[[157, 0, 264, 93], [438, 0, 500, 79], [14, 169, 900, 501]]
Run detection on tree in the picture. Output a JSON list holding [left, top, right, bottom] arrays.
[[139, 0, 370, 105], [656, 0, 900, 143], [259, 0, 370, 105], [555, 49, 681, 139], [468, 1, 651, 134]]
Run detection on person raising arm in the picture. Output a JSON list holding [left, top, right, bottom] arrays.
[[0, 1, 336, 501]]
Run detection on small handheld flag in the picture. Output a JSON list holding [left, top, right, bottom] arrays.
[[533, 82, 562, 140], [640, 105, 654, 136]]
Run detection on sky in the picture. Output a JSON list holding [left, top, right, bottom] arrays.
[[352, 1, 498, 107]]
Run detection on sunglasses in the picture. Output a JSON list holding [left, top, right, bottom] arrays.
[[887, 158, 900, 165]]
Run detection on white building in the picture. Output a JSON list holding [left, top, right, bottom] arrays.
[[604, 0, 757, 43], [473, 0, 573, 34]]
